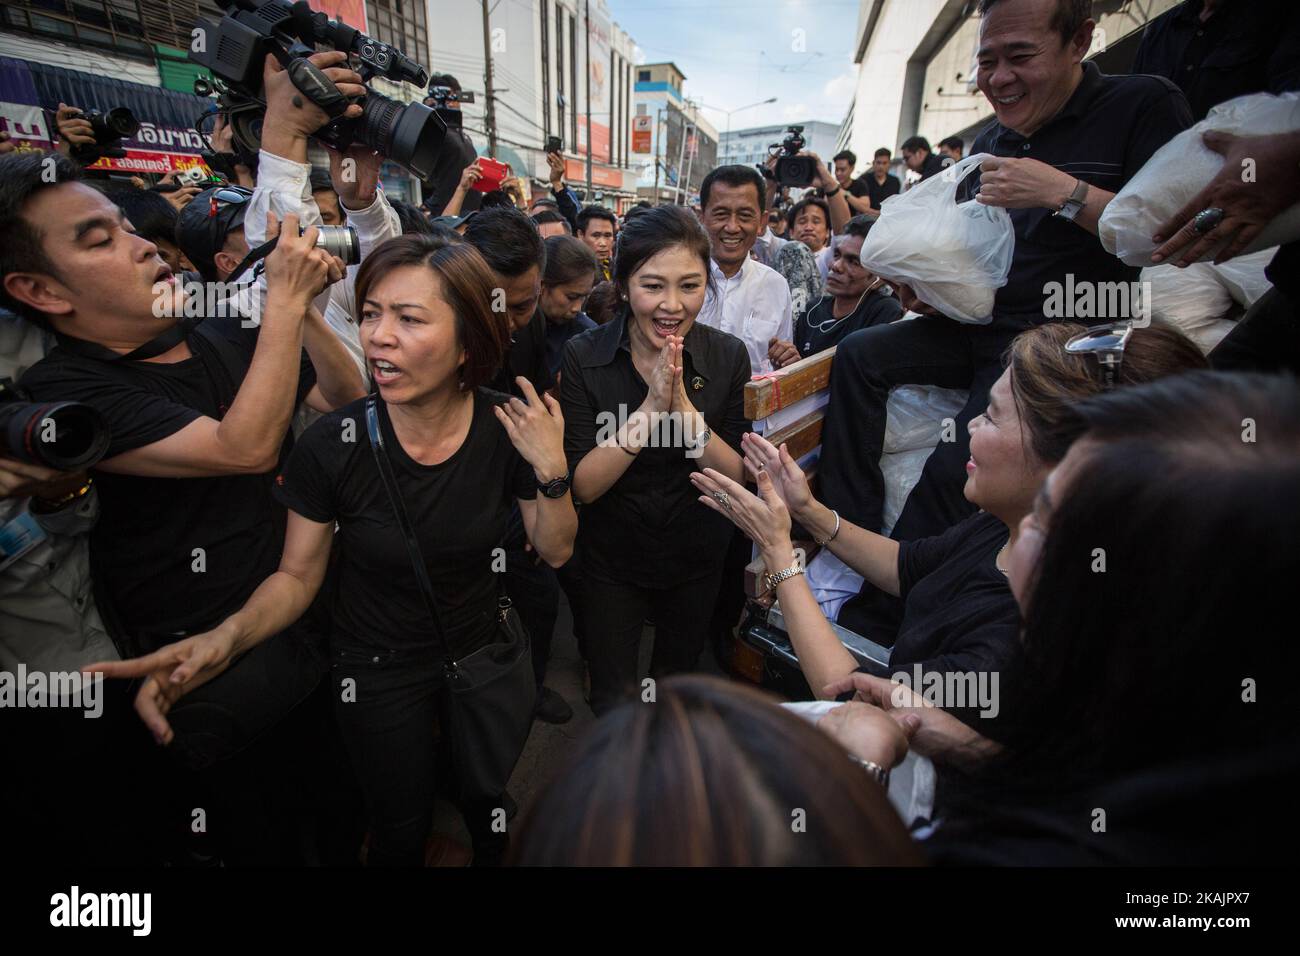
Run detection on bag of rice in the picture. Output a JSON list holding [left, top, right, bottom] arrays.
[[859, 153, 1014, 324]]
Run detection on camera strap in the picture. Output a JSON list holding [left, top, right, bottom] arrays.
[[282, 53, 351, 120], [54, 317, 199, 363], [363, 396, 451, 661]]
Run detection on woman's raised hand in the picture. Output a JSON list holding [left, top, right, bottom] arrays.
[[495, 376, 568, 481], [741, 431, 814, 518], [690, 465, 793, 564], [644, 334, 682, 414]]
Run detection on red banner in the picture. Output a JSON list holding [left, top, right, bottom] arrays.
[[307, 0, 368, 32], [85, 151, 210, 175]]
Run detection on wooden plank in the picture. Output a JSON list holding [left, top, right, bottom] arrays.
[[744, 347, 837, 420], [764, 410, 823, 463]]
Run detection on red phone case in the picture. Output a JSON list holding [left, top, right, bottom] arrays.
[[471, 157, 510, 192]]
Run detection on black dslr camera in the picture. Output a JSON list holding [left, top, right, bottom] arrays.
[[189, 0, 447, 179], [0, 380, 110, 471], [68, 107, 140, 163], [769, 126, 818, 188]]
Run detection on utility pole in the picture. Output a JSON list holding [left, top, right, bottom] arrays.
[[584, 0, 593, 199], [674, 105, 690, 204], [481, 0, 498, 155]]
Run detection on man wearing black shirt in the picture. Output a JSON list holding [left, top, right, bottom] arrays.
[[1132, 0, 1300, 121], [795, 216, 902, 357], [832, 149, 874, 217], [422, 74, 482, 217], [900, 136, 947, 182], [859, 148, 903, 219], [1, 54, 368, 770], [817, 0, 1192, 547], [462, 207, 572, 723]]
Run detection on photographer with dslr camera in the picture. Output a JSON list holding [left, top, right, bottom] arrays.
[[236, 49, 404, 376], [1, 122, 360, 856]]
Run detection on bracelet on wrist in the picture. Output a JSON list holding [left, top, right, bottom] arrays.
[[813, 508, 841, 547], [31, 478, 93, 513], [854, 756, 890, 788]]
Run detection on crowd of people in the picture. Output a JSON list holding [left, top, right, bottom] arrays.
[[1, 0, 1297, 867]]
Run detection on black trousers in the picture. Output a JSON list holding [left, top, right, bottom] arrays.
[[582, 569, 726, 716], [1210, 286, 1300, 375], [818, 313, 1033, 640], [330, 645, 507, 866]]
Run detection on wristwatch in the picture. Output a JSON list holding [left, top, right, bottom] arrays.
[[536, 472, 572, 499], [684, 426, 712, 453], [762, 561, 804, 592], [824, 184, 842, 199], [1054, 178, 1089, 221]]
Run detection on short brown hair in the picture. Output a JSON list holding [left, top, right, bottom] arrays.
[[511, 675, 922, 866], [1006, 321, 1208, 465], [978, 0, 1091, 46], [354, 233, 509, 391]]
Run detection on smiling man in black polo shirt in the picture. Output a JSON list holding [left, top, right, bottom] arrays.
[[816, 0, 1193, 634]]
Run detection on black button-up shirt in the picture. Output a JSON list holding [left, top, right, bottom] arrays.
[[559, 311, 751, 588], [969, 61, 1193, 321], [1132, 0, 1300, 120]]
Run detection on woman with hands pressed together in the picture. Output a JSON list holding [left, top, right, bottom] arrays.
[[560, 205, 750, 714], [91, 233, 575, 865]]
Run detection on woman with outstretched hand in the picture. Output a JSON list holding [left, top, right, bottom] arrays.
[[559, 204, 750, 715], [89, 233, 576, 866], [812, 372, 1300, 865], [691, 322, 1206, 724]]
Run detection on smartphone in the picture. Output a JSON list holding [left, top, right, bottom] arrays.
[[545, 135, 563, 154], [472, 157, 511, 193]]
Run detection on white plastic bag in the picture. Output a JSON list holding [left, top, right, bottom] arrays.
[[1143, 247, 1275, 353], [1099, 92, 1300, 267], [859, 153, 1014, 324]]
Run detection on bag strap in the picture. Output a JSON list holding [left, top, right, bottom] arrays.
[[364, 396, 452, 663]]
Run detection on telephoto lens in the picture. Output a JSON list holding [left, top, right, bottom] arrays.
[[353, 94, 446, 181], [308, 224, 361, 265], [0, 401, 111, 471]]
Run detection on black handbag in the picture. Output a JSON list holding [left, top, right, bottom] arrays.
[[364, 396, 536, 802]]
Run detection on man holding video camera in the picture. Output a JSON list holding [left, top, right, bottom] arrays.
[[422, 74, 481, 216]]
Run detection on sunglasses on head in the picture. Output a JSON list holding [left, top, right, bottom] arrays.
[[207, 187, 252, 255], [1064, 322, 1133, 389]]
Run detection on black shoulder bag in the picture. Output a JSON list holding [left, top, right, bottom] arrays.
[[364, 396, 536, 802]]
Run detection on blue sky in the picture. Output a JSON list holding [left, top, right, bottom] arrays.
[[606, 0, 861, 133]]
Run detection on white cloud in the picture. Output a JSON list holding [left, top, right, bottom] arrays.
[[823, 68, 857, 103], [782, 102, 809, 120]]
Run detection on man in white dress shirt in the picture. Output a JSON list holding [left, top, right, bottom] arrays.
[[695, 165, 799, 374]]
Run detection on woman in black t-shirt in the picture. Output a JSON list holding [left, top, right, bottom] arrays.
[[560, 205, 751, 715], [794, 216, 902, 357], [692, 323, 1206, 720], [97, 234, 577, 865]]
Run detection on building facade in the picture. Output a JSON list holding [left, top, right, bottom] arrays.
[[836, 0, 1184, 170], [631, 61, 718, 204], [426, 0, 641, 210]]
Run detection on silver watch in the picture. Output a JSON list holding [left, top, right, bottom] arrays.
[[685, 426, 711, 452], [1054, 178, 1089, 221]]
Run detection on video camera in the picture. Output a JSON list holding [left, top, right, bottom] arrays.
[[768, 126, 818, 188], [189, 0, 447, 179], [68, 107, 140, 163]]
